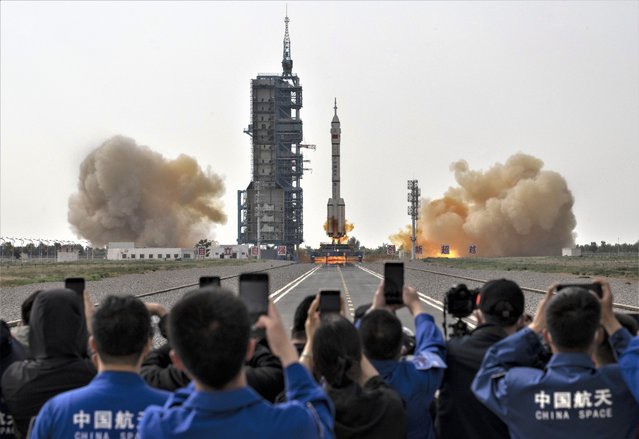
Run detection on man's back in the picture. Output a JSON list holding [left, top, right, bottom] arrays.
[[437, 324, 510, 439], [370, 313, 446, 439], [139, 363, 331, 439], [29, 371, 169, 438], [473, 328, 639, 439]]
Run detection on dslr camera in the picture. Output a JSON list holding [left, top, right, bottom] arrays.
[[443, 284, 480, 338]]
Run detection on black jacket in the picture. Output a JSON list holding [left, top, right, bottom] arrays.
[[330, 376, 406, 439], [140, 340, 284, 402], [436, 323, 510, 439], [1, 289, 96, 438]]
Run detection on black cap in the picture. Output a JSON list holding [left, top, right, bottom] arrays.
[[478, 279, 524, 319]]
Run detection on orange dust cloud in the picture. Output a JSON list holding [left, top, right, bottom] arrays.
[[68, 135, 227, 247], [390, 153, 576, 257]]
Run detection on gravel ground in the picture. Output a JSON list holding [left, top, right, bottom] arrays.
[[0, 261, 317, 323], [2, 260, 636, 324], [361, 261, 639, 317]]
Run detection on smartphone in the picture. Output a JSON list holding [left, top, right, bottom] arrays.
[[239, 273, 269, 337], [319, 290, 341, 315], [199, 276, 221, 288], [65, 277, 85, 296], [384, 262, 404, 305], [556, 283, 603, 298]]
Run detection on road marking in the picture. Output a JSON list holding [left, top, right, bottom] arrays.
[[271, 265, 322, 303], [356, 264, 477, 328], [337, 265, 355, 318]]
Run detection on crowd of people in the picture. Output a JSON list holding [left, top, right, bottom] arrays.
[[1, 274, 638, 438]]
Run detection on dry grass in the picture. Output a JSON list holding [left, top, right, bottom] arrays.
[[417, 255, 639, 280]]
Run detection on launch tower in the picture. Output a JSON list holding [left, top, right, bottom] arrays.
[[237, 14, 313, 256]]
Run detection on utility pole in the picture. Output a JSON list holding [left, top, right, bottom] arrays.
[[407, 180, 420, 260]]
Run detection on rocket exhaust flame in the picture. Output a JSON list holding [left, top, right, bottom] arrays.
[[391, 154, 576, 257], [68, 135, 227, 248], [324, 220, 354, 245]]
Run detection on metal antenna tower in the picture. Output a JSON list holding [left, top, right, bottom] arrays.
[[408, 180, 420, 260]]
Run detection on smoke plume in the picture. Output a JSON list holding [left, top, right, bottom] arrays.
[[390, 153, 576, 257], [68, 135, 227, 247]]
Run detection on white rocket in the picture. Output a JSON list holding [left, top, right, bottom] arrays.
[[327, 99, 346, 239]]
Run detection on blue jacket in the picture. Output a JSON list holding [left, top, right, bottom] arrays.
[[472, 327, 639, 439], [139, 363, 335, 439], [620, 335, 639, 403], [370, 313, 446, 439], [29, 371, 170, 439]]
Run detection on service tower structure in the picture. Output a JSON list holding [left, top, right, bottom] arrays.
[[237, 13, 312, 257], [326, 99, 346, 240]]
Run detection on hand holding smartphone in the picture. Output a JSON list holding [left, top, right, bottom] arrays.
[[556, 283, 603, 298], [239, 273, 269, 339], [319, 290, 341, 315], [384, 262, 404, 305]]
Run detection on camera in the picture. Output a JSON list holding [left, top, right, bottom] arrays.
[[445, 284, 479, 318], [443, 284, 480, 338]]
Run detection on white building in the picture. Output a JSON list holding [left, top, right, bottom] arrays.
[[107, 242, 195, 261], [562, 247, 582, 257], [208, 244, 250, 259]]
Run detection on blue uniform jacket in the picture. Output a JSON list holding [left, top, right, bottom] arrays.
[[139, 362, 335, 439], [370, 313, 446, 439], [620, 335, 639, 403], [471, 327, 639, 439], [30, 371, 170, 439]]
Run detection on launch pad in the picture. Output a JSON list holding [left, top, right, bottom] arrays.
[[310, 243, 363, 265]]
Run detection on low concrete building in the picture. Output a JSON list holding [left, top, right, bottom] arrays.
[[562, 247, 582, 257], [209, 244, 250, 259], [107, 242, 195, 261]]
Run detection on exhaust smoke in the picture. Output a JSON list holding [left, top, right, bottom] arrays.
[[391, 153, 576, 257], [68, 135, 227, 247]]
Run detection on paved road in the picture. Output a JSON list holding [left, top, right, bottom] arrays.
[[270, 263, 476, 339]]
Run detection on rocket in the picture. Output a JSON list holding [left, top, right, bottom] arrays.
[[327, 99, 346, 240]]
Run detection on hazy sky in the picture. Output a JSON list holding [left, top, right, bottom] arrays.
[[2, 1, 638, 249]]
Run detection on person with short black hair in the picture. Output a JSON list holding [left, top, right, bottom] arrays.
[[359, 282, 446, 439], [29, 295, 169, 438], [140, 295, 284, 402], [437, 278, 525, 439], [303, 300, 406, 439], [1, 289, 97, 437], [472, 281, 639, 438], [291, 294, 316, 354], [138, 288, 334, 438], [594, 312, 639, 367]]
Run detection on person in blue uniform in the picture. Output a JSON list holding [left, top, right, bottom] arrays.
[[472, 280, 639, 439], [359, 282, 446, 439], [138, 288, 334, 439], [29, 295, 169, 438], [620, 335, 639, 403]]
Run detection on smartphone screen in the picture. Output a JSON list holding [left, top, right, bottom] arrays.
[[65, 277, 85, 296], [556, 283, 603, 298], [319, 290, 341, 315], [200, 276, 221, 288], [239, 273, 269, 328], [384, 262, 404, 305]]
